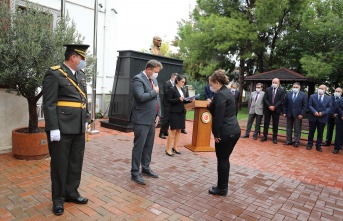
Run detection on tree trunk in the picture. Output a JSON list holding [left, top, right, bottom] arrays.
[[28, 98, 39, 133]]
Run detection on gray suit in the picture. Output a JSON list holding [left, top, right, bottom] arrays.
[[244, 90, 265, 137], [130, 72, 161, 176]]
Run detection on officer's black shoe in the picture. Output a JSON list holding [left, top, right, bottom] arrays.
[[181, 129, 187, 134], [315, 145, 322, 152], [241, 134, 249, 138], [65, 197, 88, 204], [306, 145, 312, 150], [52, 202, 64, 216], [333, 149, 339, 154]]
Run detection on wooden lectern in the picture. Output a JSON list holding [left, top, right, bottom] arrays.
[[184, 100, 214, 152]]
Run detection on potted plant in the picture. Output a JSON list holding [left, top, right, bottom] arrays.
[[0, 2, 86, 159]]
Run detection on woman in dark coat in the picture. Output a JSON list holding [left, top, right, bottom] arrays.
[[165, 75, 193, 156], [207, 70, 241, 196]]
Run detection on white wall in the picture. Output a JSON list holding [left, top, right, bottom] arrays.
[[0, 90, 28, 150]]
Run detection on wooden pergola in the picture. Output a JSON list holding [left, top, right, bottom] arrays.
[[244, 68, 318, 95]]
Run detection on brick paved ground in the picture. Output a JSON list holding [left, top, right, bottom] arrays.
[[1, 119, 343, 220]]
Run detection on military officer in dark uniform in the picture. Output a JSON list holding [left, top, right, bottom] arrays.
[[43, 44, 90, 216]]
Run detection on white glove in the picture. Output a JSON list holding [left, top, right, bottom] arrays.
[[50, 129, 61, 142]]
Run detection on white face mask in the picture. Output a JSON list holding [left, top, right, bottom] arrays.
[[150, 72, 158, 80], [334, 92, 341, 98], [76, 60, 87, 71], [210, 86, 216, 93], [272, 83, 278, 88], [256, 88, 261, 92], [318, 89, 324, 95], [292, 88, 299, 93], [231, 88, 236, 92]]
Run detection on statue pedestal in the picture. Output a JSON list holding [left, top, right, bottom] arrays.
[[100, 50, 183, 132]]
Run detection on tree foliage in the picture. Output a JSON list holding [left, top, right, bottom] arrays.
[[0, 2, 84, 133], [175, 0, 343, 89]]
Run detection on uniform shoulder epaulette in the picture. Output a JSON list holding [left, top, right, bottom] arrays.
[[50, 65, 61, 70]]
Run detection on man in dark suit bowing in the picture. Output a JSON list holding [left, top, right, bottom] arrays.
[[130, 60, 162, 185], [159, 73, 178, 139], [282, 82, 308, 148], [261, 78, 285, 144], [230, 82, 240, 115], [307, 84, 332, 152]]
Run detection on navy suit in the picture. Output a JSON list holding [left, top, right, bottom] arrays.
[[334, 97, 343, 151], [282, 91, 308, 144], [324, 96, 340, 145], [307, 94, 332, 147]]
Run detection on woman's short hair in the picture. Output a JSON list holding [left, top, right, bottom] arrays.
[[175, 74, 186, 84], [209, 69, 229, 85]]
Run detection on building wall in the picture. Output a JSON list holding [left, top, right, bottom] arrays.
[[0, 89, 28, 150]]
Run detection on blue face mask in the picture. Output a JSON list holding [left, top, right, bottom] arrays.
[[77, 60, 87, 71]]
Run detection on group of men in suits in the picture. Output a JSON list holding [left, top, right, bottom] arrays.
[[242, 78, 343, 154]]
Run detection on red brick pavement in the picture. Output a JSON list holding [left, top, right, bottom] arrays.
[[0, 119, 343, 220]]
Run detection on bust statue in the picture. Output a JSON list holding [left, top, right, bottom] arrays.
[[150, 36, 162, 56]]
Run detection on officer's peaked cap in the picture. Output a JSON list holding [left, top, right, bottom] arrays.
[[63, 44, 90, 58]]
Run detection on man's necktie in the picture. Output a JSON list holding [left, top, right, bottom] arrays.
[[272, 88, 276, 105], [254, 92, 259, 102], [149, 79, 159, 114], [74, 71, 78, 82], [292, 93, 296, 103], [319, 96, 322, 104]]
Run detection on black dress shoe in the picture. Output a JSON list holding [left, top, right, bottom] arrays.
[[322, 141, 331, 146], [208, 186, 228, 196], [52, 202, 64, 216], [283, 142, 293, 145], [293, 143, 299, 148], [159, 134, 166, 139], [306, 145, 312, 150], [65, 197, 88, 204], [316, 145, 322, 152], [273, 139, 278, 144], [241, 134, 249, 138], [181, 129, 187, 134], [164, 131, 169, 136], [253, 136, 257, 140], [142, 169, 159, 178], [172, 148, 181, 154], [333, 149, 339, 154], [131, 175, 146, 185], [165, 150, 174, 157], [260, 137, 267, 142]]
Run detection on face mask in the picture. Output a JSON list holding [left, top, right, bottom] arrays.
[[318, 89, 324, 95], [76, 60, 87, 71], [256, 88, 261, 92], [150, 72, 158, 80], [210, 86, 216, 93], [231, 89, 236, 92], [292, 88, 299, 93], [334, 92, 341, 98], [272, 83, 278, 88]]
